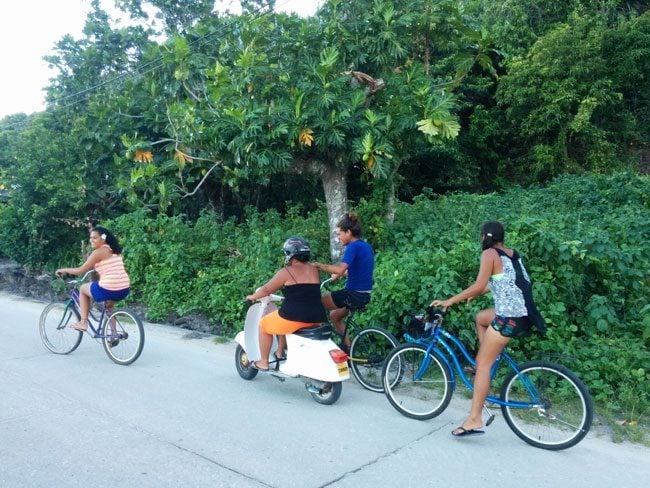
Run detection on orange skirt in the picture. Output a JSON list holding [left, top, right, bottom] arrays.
[[260, 310, 319, 335]]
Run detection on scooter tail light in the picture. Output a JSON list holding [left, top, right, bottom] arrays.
[[330, 349, 349, 363]]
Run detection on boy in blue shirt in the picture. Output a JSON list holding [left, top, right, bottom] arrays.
[[314, 212, 374, 352]]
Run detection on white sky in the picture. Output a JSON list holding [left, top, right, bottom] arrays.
[[0, 0, 321, 119]]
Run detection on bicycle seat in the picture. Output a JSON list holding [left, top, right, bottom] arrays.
[[293, 324, 333, 340]]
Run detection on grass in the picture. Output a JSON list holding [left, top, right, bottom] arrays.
[[596, 398, 649, 446]]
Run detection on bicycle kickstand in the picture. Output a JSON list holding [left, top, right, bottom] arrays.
[[483, 403, 496, 426]]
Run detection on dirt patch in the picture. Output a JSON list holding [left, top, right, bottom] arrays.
[[0, 260, 63, 302]]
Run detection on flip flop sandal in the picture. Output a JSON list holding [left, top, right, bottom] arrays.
[[451, 426, 485, 437], [250, 360, 269, 372]]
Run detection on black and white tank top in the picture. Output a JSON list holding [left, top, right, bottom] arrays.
[[488, 249, 531, 318]]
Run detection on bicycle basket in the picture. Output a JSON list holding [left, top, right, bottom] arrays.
[[403, 307, 444, 339], [404, 313, 426, 339]]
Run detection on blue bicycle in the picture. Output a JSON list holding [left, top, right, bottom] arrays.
[[39, 271, 144, 365], [381, 309, 593, 450]]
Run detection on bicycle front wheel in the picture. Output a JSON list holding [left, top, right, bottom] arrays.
[[382, 344, 453, 420], [102, 309, 145, 365], [39, 301, 83, 354], [349, 326, 399, 392], [500, 360, 593, 450]]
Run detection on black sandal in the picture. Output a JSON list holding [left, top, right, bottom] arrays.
[[272, 353, 286, 370]]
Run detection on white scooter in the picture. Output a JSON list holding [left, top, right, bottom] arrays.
[[234, 294, 350, 404]]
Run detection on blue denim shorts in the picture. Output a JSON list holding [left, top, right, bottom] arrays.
[[90, 282, 130, 302]]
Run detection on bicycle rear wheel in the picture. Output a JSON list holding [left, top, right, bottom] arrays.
[[102, 309, 145, 365], [39, 301, 83, 354], [382, 344, 453, 420], [500, 360, 593, 450], [349, 326, 399, 392]]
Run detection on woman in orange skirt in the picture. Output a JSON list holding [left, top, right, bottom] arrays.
[[245, 237, 327, 371]]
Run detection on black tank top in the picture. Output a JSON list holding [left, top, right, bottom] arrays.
[[279, 283, 327, 323]]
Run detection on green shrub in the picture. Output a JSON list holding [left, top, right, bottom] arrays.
[[360, 171, 649, 413], [110, 205, 330, 327], [92, 171, 647, 416]]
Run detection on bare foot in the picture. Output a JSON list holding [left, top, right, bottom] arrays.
[[71, 319, 89, 331]]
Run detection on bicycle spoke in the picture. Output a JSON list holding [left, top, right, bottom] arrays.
[[501, 361, 592, 450], [349, 326, 399, 392], [39, 302, 83, 355], [382, 344, 453, 420], [102, 309, 145, 365]]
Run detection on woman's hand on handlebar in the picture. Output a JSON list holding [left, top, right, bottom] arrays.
[[246, 285, 267, 303], [430, 299, 453, 311]]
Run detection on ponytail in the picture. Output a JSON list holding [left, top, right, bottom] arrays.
[[481, 221, 504, 250]]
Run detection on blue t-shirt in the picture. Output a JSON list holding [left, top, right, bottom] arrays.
[[342, 239, 374, 291]]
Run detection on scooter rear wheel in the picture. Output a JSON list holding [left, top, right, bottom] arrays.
[[310, 381, 342, 405], [235, 345, 259, 380]]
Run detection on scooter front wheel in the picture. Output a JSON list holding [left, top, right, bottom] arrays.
[[235, 345, 259, 380], [309, 381, 343, 405]]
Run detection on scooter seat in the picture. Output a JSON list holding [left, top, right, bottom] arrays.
[[293, 324, 333, 340]]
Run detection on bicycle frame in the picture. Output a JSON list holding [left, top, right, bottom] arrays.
[[405, 326, 542, 409], [64, 287, 118, 341]]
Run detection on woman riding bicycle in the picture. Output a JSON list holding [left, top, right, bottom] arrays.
[[245, 236, 327, 371], [431, 220, 545, 437], [55, 226, 130, 332], [313, 212, 375, 353]]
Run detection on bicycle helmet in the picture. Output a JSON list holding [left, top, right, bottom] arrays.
[[282, 236, 311, 264]]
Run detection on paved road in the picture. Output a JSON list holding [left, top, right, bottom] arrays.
[[1, 293, 648, 488]]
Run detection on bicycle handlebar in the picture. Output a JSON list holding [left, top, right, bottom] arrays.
[[320, 277, 334, 289], [424, 306, 446, 332], [69, 270, 95, 284]]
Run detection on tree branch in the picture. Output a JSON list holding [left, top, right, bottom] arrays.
[[182, 80, 203, 103], [180, 161, 222, 198], [341, 70, 386, 94]]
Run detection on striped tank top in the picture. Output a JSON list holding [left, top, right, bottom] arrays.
[[95, 245, 130, 291]]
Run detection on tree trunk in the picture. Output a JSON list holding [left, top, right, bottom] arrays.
[[320, 163, 348, 261], [293, 158, 348, 261], [385, 178, 396, 224], [385, 160, 402, 224]]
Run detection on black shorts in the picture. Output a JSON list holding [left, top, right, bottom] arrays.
[[491, 315, 533, 338], [331, 289, 371, 311]]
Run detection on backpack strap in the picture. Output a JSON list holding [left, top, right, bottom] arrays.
[[493, 247, 547, 335]]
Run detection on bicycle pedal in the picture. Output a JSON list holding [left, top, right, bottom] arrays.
[[486, 414, 496, 426]]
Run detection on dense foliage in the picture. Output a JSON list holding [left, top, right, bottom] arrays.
[[2, 1, 648, 267], [370, 171, 649, 417], [0, 0, 647, 432], [101, 172, 649, 417]]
